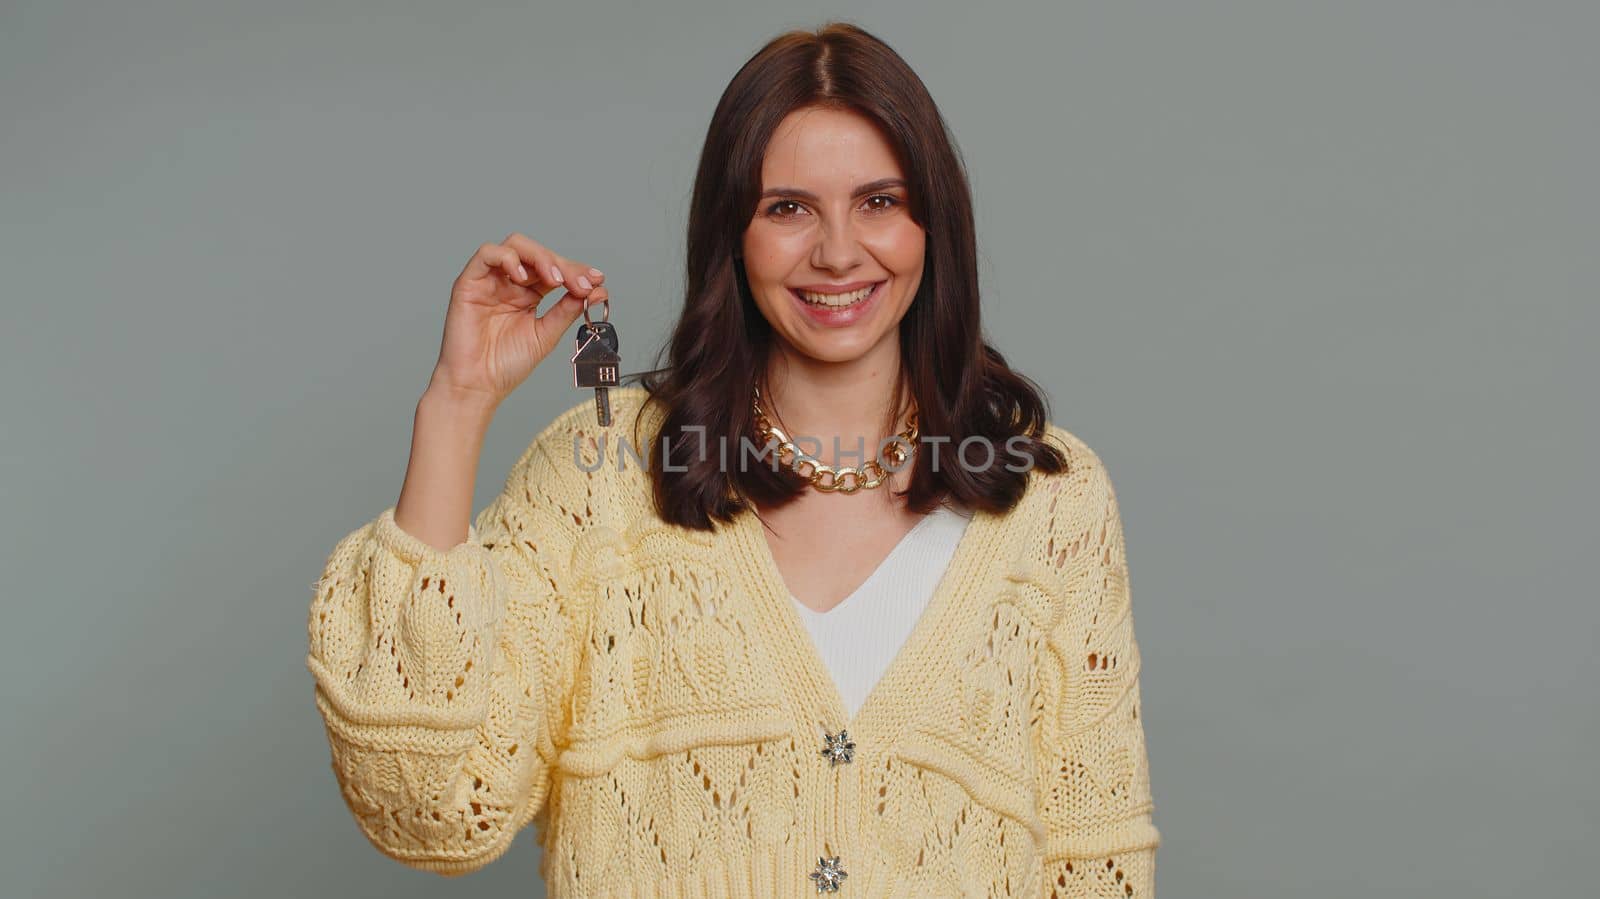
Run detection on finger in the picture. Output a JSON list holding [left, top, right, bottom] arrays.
[[458, 240, 543, 296], [494, 232, 566, 296], [460, 241, 517, 282], [524, 247, 601, 297], [550, 257, 601, 297], [497, 246, 531, 288], [494, 233, 582, 299]]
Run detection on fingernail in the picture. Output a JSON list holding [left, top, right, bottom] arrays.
[[516, 264, 528, 281], [549, 265, 564, 284], [578, 275, 593, 289], [588, 267, 603, 278]]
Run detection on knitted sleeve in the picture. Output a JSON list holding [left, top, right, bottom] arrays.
[[1033, 449, 1161, 898], [304, 406, 601, 876]]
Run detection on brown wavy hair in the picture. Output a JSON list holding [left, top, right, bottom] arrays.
[[631, 21, 1067, 530]]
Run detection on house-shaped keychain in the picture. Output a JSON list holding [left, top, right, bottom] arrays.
[[571, 324, 620, 390]]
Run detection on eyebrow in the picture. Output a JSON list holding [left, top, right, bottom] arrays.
[[759, 178, 908, 201]]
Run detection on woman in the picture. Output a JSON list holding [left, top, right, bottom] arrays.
[[306, 21, 1160, 897]]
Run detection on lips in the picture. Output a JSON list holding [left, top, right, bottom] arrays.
[[786, 280, 885, 328], [790, 279, 882, 294], [790, 280, 884, 308]]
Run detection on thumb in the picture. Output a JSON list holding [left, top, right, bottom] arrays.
[[531, 291, 589, 361]]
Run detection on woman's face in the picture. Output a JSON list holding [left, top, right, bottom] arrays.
[[741, 105, 926, 366]]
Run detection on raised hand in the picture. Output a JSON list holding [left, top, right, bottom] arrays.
[[428, 232, 610, 408]]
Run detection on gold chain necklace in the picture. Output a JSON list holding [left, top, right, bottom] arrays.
[[751, 383, 919, 494]]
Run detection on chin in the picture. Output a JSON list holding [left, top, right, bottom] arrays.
[[781, 328, 893, 365]]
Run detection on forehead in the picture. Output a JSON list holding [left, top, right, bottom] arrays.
[[761, 106, 904, 188]]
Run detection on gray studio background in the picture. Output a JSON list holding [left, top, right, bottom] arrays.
[[2, 2, 1594, 897]]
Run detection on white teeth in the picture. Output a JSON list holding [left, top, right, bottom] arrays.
[[797, 284, 877, 306]]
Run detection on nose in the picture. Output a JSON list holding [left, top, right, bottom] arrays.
[[809, 213, 865, 273]]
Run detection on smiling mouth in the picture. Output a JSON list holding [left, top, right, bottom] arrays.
[[789, 281, 884, 308]]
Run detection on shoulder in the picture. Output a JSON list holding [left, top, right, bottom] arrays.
[[998, 421, 1123, 585], [518, 385, 662, 466], [493, 386, 664, 525], [1039, 421, 1104, 471], [477, 389, 662, 556], [1026, 421, 1118, 510], [1014, 423, 1137, 646]]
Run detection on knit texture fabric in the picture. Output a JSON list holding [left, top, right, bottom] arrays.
[[305, 386, 1160, 897]]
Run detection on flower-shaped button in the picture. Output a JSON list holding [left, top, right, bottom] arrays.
[[809, 854, 847, 892], [819, 729, 856, 766]]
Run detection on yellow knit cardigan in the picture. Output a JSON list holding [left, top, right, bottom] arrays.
[[306, 386, 1160, 897]]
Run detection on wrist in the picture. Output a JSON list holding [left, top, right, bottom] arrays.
[[418, 380, 499, 428]]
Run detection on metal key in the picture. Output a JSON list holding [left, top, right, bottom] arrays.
[[570, 297, 620, 426]]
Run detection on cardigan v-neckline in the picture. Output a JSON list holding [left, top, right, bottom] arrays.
[[733, 500, 999, 742], [788, 507, 941, 616]]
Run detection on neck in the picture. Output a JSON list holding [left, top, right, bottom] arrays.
[[760, 336, 911, 466]]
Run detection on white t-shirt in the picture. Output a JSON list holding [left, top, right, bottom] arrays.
[[790, 503, 974, 718]]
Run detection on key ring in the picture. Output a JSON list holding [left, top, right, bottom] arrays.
[[582, 295, 610, 326]]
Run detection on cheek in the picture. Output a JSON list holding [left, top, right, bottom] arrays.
[[742, 230, 805, 280], [867, 221, 927, 275]]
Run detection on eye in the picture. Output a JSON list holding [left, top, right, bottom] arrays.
[[764, 200, 806, 219], [762, 194, 902, 219]]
